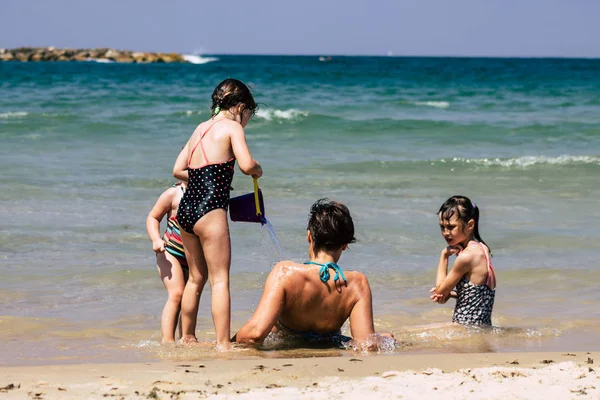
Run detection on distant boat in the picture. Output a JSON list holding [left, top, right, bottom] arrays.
[[318, 56, 332, 62]]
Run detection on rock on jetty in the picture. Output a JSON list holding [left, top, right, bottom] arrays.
[[0, 47, 188, 63]]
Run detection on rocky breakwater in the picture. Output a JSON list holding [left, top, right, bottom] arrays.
[[0, 47, 188, 63]]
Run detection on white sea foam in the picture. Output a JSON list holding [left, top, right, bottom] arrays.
[[413, 101, 450, 108], [0, 111, 29, 119], [255, 108, 309, 122], [184, 108, 307, 121], [85, 58, 114, 63], [134, 339, 160, 348], [0, 111, 72, 120], [182, 54, 219, 64], [439, 155, 600, 167]]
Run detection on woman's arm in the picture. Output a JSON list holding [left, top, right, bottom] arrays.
[[145, 188, 175, 253], [173, 142, 190, 182], [230, 125, 262, 178], [348, 274, 377, 347], [233, 263, 287, 344]]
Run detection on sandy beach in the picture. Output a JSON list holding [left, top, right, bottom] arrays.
[[1, 351, 597, 399]]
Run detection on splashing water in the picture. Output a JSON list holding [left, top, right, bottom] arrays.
[[261, 217, 285, 263]]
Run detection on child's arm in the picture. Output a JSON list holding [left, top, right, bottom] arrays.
[[232, 263, 286, 344], [146, 188, 176, 253], [173, 142, 190, 182], [431, 248, 472, 300], [230, 125, 262, 178]]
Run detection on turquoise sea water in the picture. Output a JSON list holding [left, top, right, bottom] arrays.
[[1, 56, 599, 366]]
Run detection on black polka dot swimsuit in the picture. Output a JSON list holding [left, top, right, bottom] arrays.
[[177, 120, 235, 234], [452, 242, 497, 326]]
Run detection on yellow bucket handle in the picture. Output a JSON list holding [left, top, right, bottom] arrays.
[[253, 177, 261, 216]]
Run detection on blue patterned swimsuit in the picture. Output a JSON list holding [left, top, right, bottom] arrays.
[[452, 242, 497, 326]]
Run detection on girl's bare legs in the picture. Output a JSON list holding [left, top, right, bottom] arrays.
[[156, 252, 187, 344], [180, 230, 208, 343], [178, 268, 189, 340], [193, 209, 232, 349]]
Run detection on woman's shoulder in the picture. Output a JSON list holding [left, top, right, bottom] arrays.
[[345, 270, 370, 287], [272, 260, 304, 274]]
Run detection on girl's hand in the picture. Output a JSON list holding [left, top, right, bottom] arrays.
[[152, 239, 166, 253], [251, 162, 263, 179], [429, 287, 444, 303], [429, 287, 451, 304], [442, 244, 463, 258]]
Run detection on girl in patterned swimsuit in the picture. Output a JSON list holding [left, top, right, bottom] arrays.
[[146, 181, 189, 343], [430, 196, 497, 326], [173, 79, 263, 348]]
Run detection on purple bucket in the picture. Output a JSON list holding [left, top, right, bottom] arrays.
[[229, 189, 265, 223]]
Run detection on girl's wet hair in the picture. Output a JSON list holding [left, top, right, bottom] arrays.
[[211, 78, 258, 117], [438, 195, 491, 255], [307, 198, 356, 252]]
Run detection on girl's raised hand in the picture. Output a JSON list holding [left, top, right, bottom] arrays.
[[442, 244, 463, 258]]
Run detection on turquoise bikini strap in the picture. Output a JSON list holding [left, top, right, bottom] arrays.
[[304, 261, 347, 284]]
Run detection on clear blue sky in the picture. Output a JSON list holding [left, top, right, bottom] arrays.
[[1, 0, 598, 57]]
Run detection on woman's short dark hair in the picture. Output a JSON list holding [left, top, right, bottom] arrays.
[[307, 198, 356, 252]]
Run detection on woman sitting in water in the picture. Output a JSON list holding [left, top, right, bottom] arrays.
[[233, 198, 392, 350], [430, 196, 497, 326]]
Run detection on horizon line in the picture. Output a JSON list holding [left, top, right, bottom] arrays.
[[203, 53, 600, 60], [3, 46, 599, 60]]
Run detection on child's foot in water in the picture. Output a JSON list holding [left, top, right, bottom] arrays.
[[179, 335, 199, 345], [215, 342, 232, 352]]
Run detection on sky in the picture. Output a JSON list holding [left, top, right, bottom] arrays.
[[1, 0, 599, 58]]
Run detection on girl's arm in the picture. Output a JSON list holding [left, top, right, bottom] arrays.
[[173, 141, 190, 182], [145, 188, 176, 253], [230, 125, 262, 178], [432, 248, 473, 299]]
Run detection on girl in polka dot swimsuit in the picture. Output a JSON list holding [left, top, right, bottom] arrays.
[[430, 196, 497, 326], [173, 79, 263, 348]]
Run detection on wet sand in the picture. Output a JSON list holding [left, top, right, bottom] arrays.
[[1, 351, 597, 399]]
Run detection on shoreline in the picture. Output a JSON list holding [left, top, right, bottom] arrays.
[[1, 351, 597, 399]]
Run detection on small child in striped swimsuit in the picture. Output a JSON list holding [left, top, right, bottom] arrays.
[[146, 181, 188, 343]]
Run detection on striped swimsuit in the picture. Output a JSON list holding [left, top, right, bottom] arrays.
[[163, 184, 187, 268], [163, 215, 187, 268]]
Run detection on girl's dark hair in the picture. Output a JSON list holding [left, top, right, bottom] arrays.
[[307, 198, 356, 252], [211, 78, 258, 118], [438, 195, 491, 255]]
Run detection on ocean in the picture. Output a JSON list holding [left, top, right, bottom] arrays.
[[1, 56, 599, 366]]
